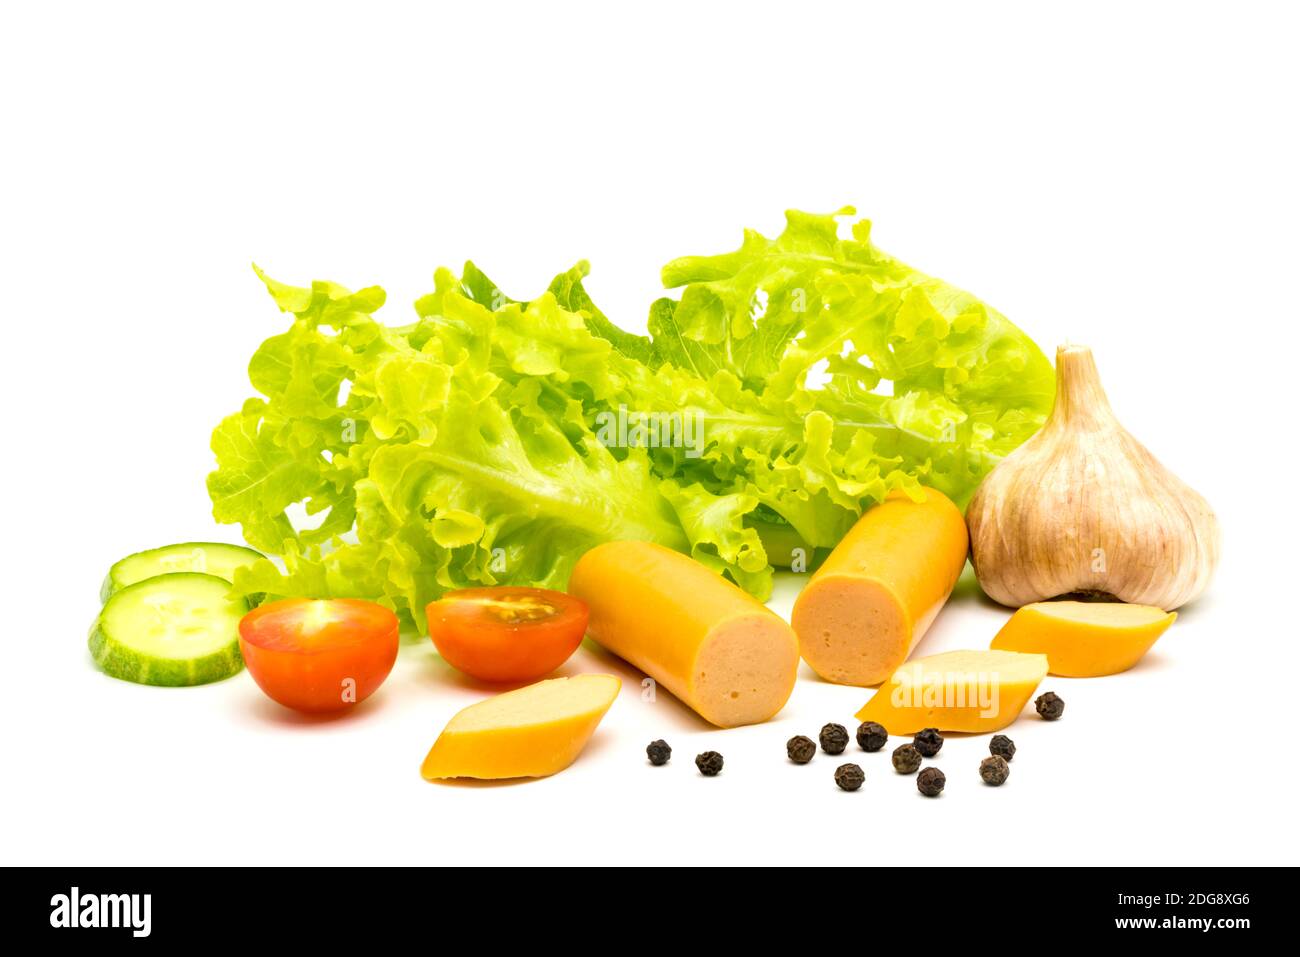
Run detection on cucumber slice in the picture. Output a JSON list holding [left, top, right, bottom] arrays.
[[89, 573, 248, 686], [101, 542, 264, 602]]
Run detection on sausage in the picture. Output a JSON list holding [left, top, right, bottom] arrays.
[[568, 540, 798, 727], [791, 488, 968, 686]]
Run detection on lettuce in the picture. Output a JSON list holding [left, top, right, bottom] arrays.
[[209, 209, 1052, 628], [641, 207, 1054, 545]]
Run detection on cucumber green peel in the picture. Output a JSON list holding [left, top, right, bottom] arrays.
[[90, 573, 247, 686], [101, 541, 264, 602], [208, 208, 1053, 629]]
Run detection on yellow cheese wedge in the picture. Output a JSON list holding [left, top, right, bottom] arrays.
[[792, 488, 968, 686], [568, 540, 798, 728], [421, 674, 620, 780], [991, 601, 1176, 677], [854, 649, 1048, 734]]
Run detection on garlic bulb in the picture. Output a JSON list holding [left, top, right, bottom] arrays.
[[966, 344, 1220, 611]]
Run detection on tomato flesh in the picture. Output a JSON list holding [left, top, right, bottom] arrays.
[[425, 587, 587, 683], [239, 598, 399, 713]]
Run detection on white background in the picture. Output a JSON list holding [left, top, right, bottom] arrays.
[[3, 1, 1297, 866]]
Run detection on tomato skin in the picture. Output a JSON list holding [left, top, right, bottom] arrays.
[[239, 599, 399, 713], [426, 587, 588, 683]]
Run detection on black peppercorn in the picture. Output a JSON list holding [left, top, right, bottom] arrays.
[[786, 735, 817, 764], [834, 763, 865, 791], [856, 721, 888, 752], [819, 723, 850, 755], [979, 755, 1009, 786], [892, 743, 922, 774], [646, 739, 671, 766], [1036, 691, 1065, 720], [989, 734, 1016, 761], [917, 766, 946, 797], [913, 727, 944, 757], [695, 751, 724, 776]]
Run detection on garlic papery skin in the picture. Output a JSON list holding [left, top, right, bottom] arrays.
[[966, 345, 1220, 611]]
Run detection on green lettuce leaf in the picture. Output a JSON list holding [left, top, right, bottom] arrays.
[[209, 208, 1052, 625], [646, 208, 1054, 525], [211, 265, 767, 629]]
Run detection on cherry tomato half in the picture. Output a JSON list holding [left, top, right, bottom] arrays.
[[239, 598, 399, 713], [425, 587, 588, 683]]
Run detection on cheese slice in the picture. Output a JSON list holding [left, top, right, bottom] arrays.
[[991, 601, 1175, 676], [421, 674, 620, 780], [855, 649, 1048, 734]]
